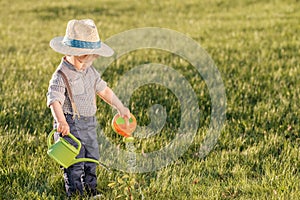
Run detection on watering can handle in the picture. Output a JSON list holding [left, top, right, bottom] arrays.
[[47, 129, 56, 148], [47, 129, 82, 151]]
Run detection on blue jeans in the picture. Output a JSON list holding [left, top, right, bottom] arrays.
[[54, 114, 100, 197]]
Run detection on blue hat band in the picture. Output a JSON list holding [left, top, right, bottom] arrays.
[[63, 37, 101, 49]]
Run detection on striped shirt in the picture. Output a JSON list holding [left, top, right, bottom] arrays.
[[47, 57, 107, 117]]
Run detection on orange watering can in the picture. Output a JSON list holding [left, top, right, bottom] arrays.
[[47, 129, 99, 168], [111, 113, 137, 138]]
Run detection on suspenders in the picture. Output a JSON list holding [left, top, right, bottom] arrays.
[[57, 70, 80, 119]]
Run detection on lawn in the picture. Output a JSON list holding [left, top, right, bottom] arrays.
[[0, 0, 299, 199]]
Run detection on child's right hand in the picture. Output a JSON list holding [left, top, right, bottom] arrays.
[[57, 121, 70, 136], [49, 101, 70, 136]]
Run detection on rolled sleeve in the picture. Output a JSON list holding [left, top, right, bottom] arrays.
[[47, 73, 66, 107], [95, 78, 107, 93]]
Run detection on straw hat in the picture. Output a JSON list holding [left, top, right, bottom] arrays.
[[50, 19, 114, 57]]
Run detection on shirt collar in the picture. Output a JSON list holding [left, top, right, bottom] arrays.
[[61, 57, 88, 74]]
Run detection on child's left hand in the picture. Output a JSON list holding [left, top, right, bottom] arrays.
[[118, 106, 131, 126]]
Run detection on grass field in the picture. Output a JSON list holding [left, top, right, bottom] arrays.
[[0, 0, 299, 199]]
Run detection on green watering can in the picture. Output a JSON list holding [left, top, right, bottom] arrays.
[[47, 129, 99, 168]]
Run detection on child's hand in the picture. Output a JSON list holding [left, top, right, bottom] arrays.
[[57, 121, 70, 136], [118, 106, 131, 126], [49, 101, 69, 136]]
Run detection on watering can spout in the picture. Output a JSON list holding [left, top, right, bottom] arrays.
[[70, 158, 99, 166]]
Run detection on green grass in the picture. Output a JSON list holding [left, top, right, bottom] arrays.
[[0, 0, 299, 199]]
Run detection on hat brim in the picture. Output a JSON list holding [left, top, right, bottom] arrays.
[[50, 36, 114, 57]]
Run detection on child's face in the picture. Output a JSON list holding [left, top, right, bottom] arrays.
[[74, 54, 99, 70], [77, 55, 99, 63]]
